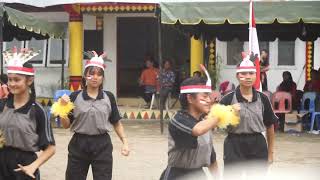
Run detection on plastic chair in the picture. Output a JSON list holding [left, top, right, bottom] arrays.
[[150, 92, 171, 111], [52, 89, 72, 127], [271, 91, 292, 113], [310, 111, 320, 131], [300, 92, 317, 113], [262, 91, 272, 101], [54, 89, 72, 101], [150, 92, 159, 110], [300, 92, 320, 131]]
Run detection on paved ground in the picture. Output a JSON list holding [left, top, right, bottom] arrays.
[[40, 120, 320, 180]]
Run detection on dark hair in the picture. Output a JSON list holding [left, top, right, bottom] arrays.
[[22, 62, 37, 120], [282, 71, 293, 81], [179, 77, 207, 110], [261, 49, 268, 54], [81, 66, 104, 90], [162, 59, 172, 68], [0, 74, 8, 84], [193, 71, 201, 77]]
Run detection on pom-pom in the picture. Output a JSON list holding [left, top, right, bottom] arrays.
[[208, 104, 240, 129], [0, 130, 5, 149], [51, 98, 74, 119]]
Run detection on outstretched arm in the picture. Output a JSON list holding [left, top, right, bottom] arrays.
[[192, 116, 219, 136]]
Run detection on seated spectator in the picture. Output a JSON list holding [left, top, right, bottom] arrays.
[[159, 60, 175, 110], [304, 69, 320, 92], [277, 71, 297, 109], [139, 59, 159, 108], [219, 81, 235, 96]]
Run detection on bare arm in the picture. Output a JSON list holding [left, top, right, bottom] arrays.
[[113, 121, 130, 156], [208, 161, 219, 179], [192, 117, 219, 137], [60, 117, 71, 129], [15, 145, 56, 178], [266, 124, 275, 164]]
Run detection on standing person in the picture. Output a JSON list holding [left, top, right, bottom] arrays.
[[159, 60, 175, 110], [139, 59, 159, 108], [220, 52, 277, 179], [260, 49, 270, 91], [160, 66, 220, 180], [0, 48, 56, 180], [58, 51, 129, 180]]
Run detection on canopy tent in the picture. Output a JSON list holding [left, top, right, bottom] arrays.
[[0, 5, 65, 40], [0, 4, 66, 74], [160, 1, 320, 41]]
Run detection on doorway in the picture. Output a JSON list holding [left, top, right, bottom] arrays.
[[117, 17, 158, 97]]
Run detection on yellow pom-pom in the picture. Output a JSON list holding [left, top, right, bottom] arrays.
[[208, 104, 240, 129], [51, 99, 74, 119], [0, 130, 5, 149]]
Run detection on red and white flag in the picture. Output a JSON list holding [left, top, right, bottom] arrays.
[[249, 0, 262, 91]]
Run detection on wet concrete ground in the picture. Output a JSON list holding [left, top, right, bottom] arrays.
[[40, 120, 320, 180]]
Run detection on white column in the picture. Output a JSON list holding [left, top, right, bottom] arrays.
[[103, 14, 117, 97]]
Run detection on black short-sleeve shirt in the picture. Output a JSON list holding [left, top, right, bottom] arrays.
[[169, 111, 197, 148]]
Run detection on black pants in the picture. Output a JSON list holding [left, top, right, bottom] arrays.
[[160, 87, 172, 110], [0, 147, 40, 180], [224, 133, 268, 180], [143, 93, 153, 104], [66, 133, 113, 180], [160, 166, 207, 180]]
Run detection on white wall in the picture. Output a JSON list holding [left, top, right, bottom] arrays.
[[314, 38, 320, 71], [217, 38, 307, 92], [34, 68, 69, 98]]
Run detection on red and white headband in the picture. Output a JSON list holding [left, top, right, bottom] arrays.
[[3, 47, 39, 76], [180, 64, 212, 94], [84, 51, 107, 70], [236, 52, 256, 73]]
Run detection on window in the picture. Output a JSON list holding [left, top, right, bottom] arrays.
[[227, 39, 244, 65], [4, 38, 24, 50], [26, 38, 46, 66], [48, 38, 68, 67], [3, 39, 24, 66], [278, 41, 295, 66]]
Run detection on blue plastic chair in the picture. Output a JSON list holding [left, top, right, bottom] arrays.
[[52, 90, 72, 127], [300, 92, 320, 131], [54, 90, 72, 101], [300, 92, 317, 113]]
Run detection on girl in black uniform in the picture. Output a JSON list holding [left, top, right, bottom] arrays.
[[220, 52, 277, 179], [0, 48, 56, 180], [160, 65, 220, 180], [59, 51, 129, 180]]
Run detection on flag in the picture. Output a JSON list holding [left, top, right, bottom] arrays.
[[249, 0, 261, 91]]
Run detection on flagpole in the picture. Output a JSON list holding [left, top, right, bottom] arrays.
[[249, 0, 253, 53]]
